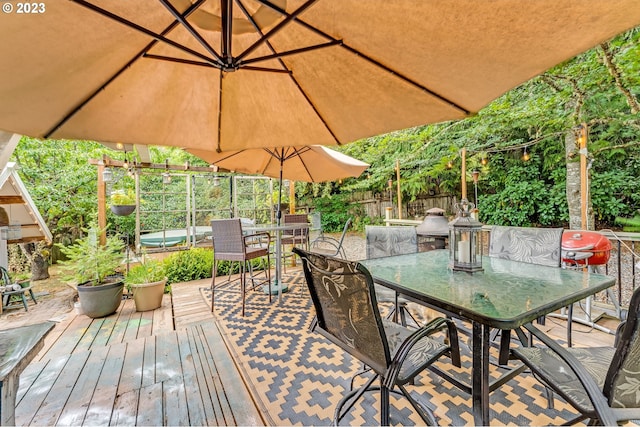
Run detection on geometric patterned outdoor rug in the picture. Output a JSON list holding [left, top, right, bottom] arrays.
[[202, 271, 580, 426]]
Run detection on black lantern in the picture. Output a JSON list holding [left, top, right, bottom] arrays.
[[449, 199, 483, 273]]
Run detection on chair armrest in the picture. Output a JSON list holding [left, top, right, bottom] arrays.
[[311, 235, 342, 251], [244, 231, 271, 248], [521, 323, 617, 426]]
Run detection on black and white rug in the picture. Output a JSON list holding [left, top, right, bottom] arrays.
[[203, 272, 577, 426]]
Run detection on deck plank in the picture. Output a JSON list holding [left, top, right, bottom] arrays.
[[176, 328, 208, 426], [15, 356, 69, 425], [141, 336, 156, 388], [163, 378, 190, 426], [136, 382, 163, 426], [106, 299, 137, 346], [28, 351, 91, 426], [122, 311, 143, 343], [117, 339, 144, 396], [190, 324, 226, 425], [83, 342, 127, 427], [152, 294, 174, 333], [200, 321, 265, 426], [72, 318, 106, 354], [155, 331, 181, 384], [43, 314, 93, 360], [56, 345, 110, 426], [110, 388, 139, 427]]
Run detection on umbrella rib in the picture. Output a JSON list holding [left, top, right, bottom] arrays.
[[158, 0, 224, 65], [238, 40, 342, 67], [254, 0, 470, 115], [235, 0, 319, 63], [291, 147, 315, 182], [71, 0, 223, 68], [142, 54, 216, 68], [234, 0, 342, 145], [45, 0, 206, 139]]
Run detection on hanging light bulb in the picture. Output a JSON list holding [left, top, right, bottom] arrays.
[[481, 156, 488, 166], [446, 159, 453, 169], [122, 152, 129, 169], [522, 147, 530, 161]]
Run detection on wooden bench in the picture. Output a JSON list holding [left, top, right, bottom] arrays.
[[0, 322, 55, 426]]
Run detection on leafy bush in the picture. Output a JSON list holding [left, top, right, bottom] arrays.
[[164, 248, 213, 284]]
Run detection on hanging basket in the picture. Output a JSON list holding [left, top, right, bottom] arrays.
[[110, 205, 136, 216]]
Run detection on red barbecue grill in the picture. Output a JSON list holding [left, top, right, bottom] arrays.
[[561, 230, 612, 266]]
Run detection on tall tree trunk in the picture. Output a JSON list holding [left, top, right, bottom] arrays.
[[565, 128, 594, 230], [19, 241, 50, 280]]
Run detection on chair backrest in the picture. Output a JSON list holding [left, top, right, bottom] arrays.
[[210, 218, 245, 255], [334, 217, 352, 247], [489, 226, 563, 267], [365, 226, 418, 259], [284, 214, 309, 237], [604, 285, 640, 408], [294, 247, 391, 375], [0, 266, 12, 286]]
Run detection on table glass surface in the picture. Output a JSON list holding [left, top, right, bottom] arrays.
[[360, 250, 615, 329]]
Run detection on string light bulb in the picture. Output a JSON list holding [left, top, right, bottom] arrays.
[[522, 147, 530, 162], [481, 156, 488, 166]]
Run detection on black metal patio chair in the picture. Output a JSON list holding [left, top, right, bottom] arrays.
[[365, 225, 420, 327], [293, 247, 460, 426], [511, 285, 640, 426], [309, 217, 352, 259]]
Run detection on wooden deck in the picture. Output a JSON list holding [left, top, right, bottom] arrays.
[[11, 273, 619, 426], [14, 278, 264, 427]]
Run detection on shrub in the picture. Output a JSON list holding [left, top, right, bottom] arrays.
[[164, 248, 213, 284]]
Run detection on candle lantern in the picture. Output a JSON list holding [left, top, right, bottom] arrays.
[[449, 199, 483, 273]]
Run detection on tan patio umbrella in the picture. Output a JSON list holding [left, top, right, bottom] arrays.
[[0, 1, 639, 151], [188, 145, 369, 183], [188, 144, 369, 221]]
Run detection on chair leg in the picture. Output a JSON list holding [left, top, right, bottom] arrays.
[[380, 383, 390, 426], [28, 289, 37, 304], [241, 261, 247, 317], [211, 259, 218, 312]]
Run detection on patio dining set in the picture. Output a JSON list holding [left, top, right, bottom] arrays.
[[209, 217, 640, 426]]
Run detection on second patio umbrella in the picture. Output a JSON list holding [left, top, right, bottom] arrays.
[[188, 144, 369, 222]]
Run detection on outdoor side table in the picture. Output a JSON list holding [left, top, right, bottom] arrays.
[[0, 322, 55, 426]]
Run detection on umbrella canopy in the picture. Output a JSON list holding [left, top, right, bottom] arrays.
[[1, 1, 639, 151], [188, 145, 369, 182]]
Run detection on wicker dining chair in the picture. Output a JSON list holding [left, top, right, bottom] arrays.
[[293, 247, 460, 426], [210, 218, 271, 316]]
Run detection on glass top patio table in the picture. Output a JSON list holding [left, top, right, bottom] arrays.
[[360, 249, 615, 425]]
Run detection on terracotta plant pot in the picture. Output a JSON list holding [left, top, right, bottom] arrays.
[[110, 205, 136, 216], [78, 279, 124, 318], [130, 278, 167, 312]]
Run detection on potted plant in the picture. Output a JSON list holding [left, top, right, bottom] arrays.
[[125, 258, 168, 312], [57, 225, 125, 318], [110, 189, 136, 216]]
